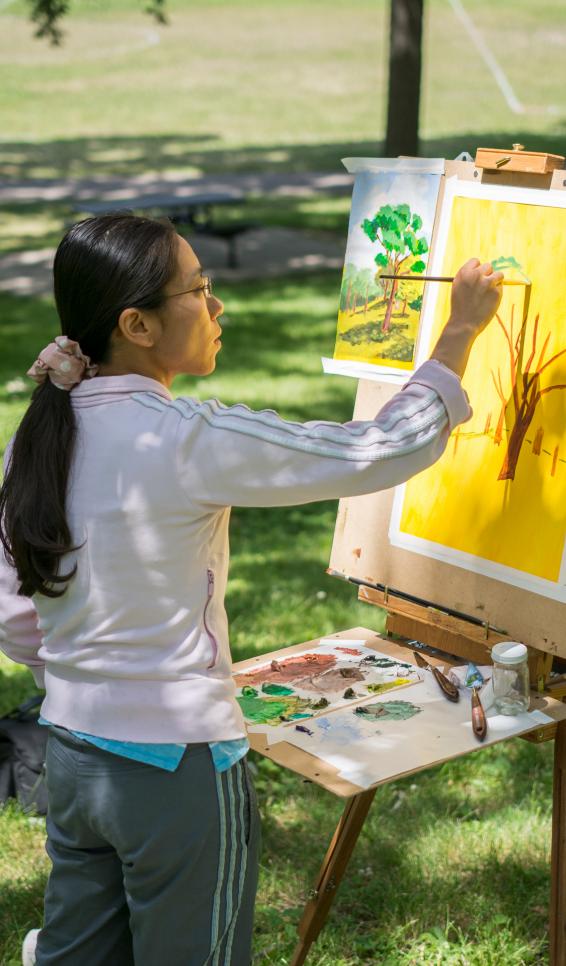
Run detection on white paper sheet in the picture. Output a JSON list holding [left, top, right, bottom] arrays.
[[248, 672, 552, 790], [321, 356, 408, 383]]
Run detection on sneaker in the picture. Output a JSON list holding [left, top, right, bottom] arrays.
[[22, 929, 40, 966]]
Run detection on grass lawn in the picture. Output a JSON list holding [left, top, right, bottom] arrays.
[[0, 0, 565, 183], [0, 275, 558, 965]]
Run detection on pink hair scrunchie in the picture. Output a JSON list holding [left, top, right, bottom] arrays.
[[27, 336, 98, 391]]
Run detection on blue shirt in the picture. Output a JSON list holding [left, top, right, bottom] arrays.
[[39, 718, 248, 774]]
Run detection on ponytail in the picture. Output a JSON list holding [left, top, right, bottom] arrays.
[[0, 381, 78, 597]]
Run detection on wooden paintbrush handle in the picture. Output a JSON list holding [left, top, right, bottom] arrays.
[[412, 649, 460, 702], [471, 688, 488, 742], [431, 666, 460, 703]]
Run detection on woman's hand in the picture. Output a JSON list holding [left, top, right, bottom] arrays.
[[430, 259, 504, 378]]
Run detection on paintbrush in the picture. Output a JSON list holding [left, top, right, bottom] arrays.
[[471, 687, 488, 742], [412, 650, 460, 702], [378, 273, 527, 286]]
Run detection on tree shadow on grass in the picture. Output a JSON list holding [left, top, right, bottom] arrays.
[[0, 273, 357, 425], [2, 129, 566, 183], [252, 739, 553, 961]]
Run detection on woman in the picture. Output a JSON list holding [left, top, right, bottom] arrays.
[[0, 213, 502, 966]]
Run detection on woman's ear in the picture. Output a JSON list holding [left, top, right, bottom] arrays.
[[116, 307, 159, 348]]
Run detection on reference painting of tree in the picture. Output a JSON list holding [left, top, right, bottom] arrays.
[[361, 203, 429, 333], [334, 172, 440, 371], [492, 305, 566, 480]]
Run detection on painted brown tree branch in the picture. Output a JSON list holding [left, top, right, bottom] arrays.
[[491, 308, 566, 480]]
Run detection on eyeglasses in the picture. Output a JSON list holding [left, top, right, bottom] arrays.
[[164, 275, 213, 300]]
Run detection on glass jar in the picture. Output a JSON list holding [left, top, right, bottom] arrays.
[[491, 641, 530, 715]]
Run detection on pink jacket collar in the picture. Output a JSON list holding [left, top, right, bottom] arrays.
[[71, 374, 173, 404]]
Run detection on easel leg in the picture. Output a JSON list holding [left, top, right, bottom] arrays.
[[290, 788, 377, 966], [551, 720, 566, 965]]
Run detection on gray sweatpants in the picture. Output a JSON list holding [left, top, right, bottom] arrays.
[[36, 726, 261, 966]]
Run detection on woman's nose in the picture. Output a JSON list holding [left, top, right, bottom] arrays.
[[209, 293, 224, 316]]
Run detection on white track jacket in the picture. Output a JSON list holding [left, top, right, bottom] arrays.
[[0, 362, 470, 742]]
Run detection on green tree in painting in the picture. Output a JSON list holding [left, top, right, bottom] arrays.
[[362, 204, 428, 333]]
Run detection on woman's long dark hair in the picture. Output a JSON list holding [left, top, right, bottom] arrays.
[[0, 213, 178, 597]]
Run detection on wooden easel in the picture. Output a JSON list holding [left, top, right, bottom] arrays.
[[236, 628, 566, 966], [243, 147, 566, 963], [291, 714, 566, 966]]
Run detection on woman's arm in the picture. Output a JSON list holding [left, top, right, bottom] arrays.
[[0, 547, 44, 687], [175, 261, 502, 509], [0, 442, 44, 685]]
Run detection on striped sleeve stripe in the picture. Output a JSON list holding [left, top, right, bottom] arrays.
[[132, 389, 448, 463]]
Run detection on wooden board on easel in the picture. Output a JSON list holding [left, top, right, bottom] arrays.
[[235, 627, 566, 798], [329, 152, 566, 666]]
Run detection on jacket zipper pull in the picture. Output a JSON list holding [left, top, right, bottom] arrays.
[[205, 569, 218, 669]]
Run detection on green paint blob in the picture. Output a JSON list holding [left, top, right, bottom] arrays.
[[237, 692, 312, 725], [238, 694, 289, 724], [261, 682, 295, 696], [491, 255, 531, 284], [355, 700, 422, 721], [241, 686, 258, 697]]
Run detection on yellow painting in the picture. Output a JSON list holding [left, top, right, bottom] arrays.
[[391, 182, 566, 600]]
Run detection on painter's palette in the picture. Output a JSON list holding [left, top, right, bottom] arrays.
[[233, 640, 423, 726]]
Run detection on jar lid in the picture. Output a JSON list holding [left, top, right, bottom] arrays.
[[491, 641, 528, 665]]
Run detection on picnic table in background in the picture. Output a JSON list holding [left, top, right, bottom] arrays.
[[76, 190, 256, 268]]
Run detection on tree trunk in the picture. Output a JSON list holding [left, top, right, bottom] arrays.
[[364, 282, 369, 317], [383, 278, 398, 333], [498, 418, 532, 480], [498, 394, 538, 480], [385, 0, 424, 157], [497, 372, 543, 479]]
